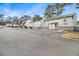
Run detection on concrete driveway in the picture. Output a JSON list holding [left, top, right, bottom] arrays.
[[0, 27, 79, 56]]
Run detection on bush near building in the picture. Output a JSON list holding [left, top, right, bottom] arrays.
[[0, 21, 6, 25]]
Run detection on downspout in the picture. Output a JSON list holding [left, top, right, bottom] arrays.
[[74, 13, 77, 31]]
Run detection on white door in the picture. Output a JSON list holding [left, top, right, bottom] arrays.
[[49, 23, 55, 29], [51, 24, 55, 29], [49, 24, 51, 29]]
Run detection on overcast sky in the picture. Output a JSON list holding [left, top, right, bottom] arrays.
[[0, 3, 79, 20]]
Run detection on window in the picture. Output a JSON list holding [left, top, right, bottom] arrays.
[[72, 16, 74, 19], [63, 18, 67, 25], [64, 18, 67, 22]]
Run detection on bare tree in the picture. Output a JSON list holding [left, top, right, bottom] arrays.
[[44, 3, 65, 18]]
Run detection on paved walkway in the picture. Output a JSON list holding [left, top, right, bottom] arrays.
[[0, 27, 79, 56]]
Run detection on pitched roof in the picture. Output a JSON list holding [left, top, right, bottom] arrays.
[[44, 13, 76, 21], [77, 21, 79, 23]]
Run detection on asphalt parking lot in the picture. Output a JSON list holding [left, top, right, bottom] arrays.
[[0, 27, 79, 56]]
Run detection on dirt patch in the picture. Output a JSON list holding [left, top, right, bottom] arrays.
[[61, 30, 79, 41]]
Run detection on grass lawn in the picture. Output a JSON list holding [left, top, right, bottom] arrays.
[[61, 30, 79, 41]]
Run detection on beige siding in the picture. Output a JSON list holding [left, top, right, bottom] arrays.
[[46, 17, 75, 26], [44, 21, 49, 27], [66, 17, 74, 26], [49, 18, 64, 26]]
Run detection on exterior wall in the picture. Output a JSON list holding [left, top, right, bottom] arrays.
[[48, 17, 75, 26], [44, 16, 76, 30], [64, 17, 74, 26], [44, 21, 49, 27], [56, 26, 74, 30], [56, 26, 79, 30], [49, 18, 64, 26]]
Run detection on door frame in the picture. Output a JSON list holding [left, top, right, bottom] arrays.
[[48, 23, 58, 29]]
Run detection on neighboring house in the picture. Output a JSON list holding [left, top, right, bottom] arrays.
[[25, 20, 33, 28], [5, 23, 19, 27], [43, 13, 77, 30]]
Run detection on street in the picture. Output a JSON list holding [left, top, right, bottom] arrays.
[[0, 27, 79, 56]]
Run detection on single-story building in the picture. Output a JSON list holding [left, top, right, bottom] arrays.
[[25, 20, 33, 28], [44, 13, 77, 30]]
